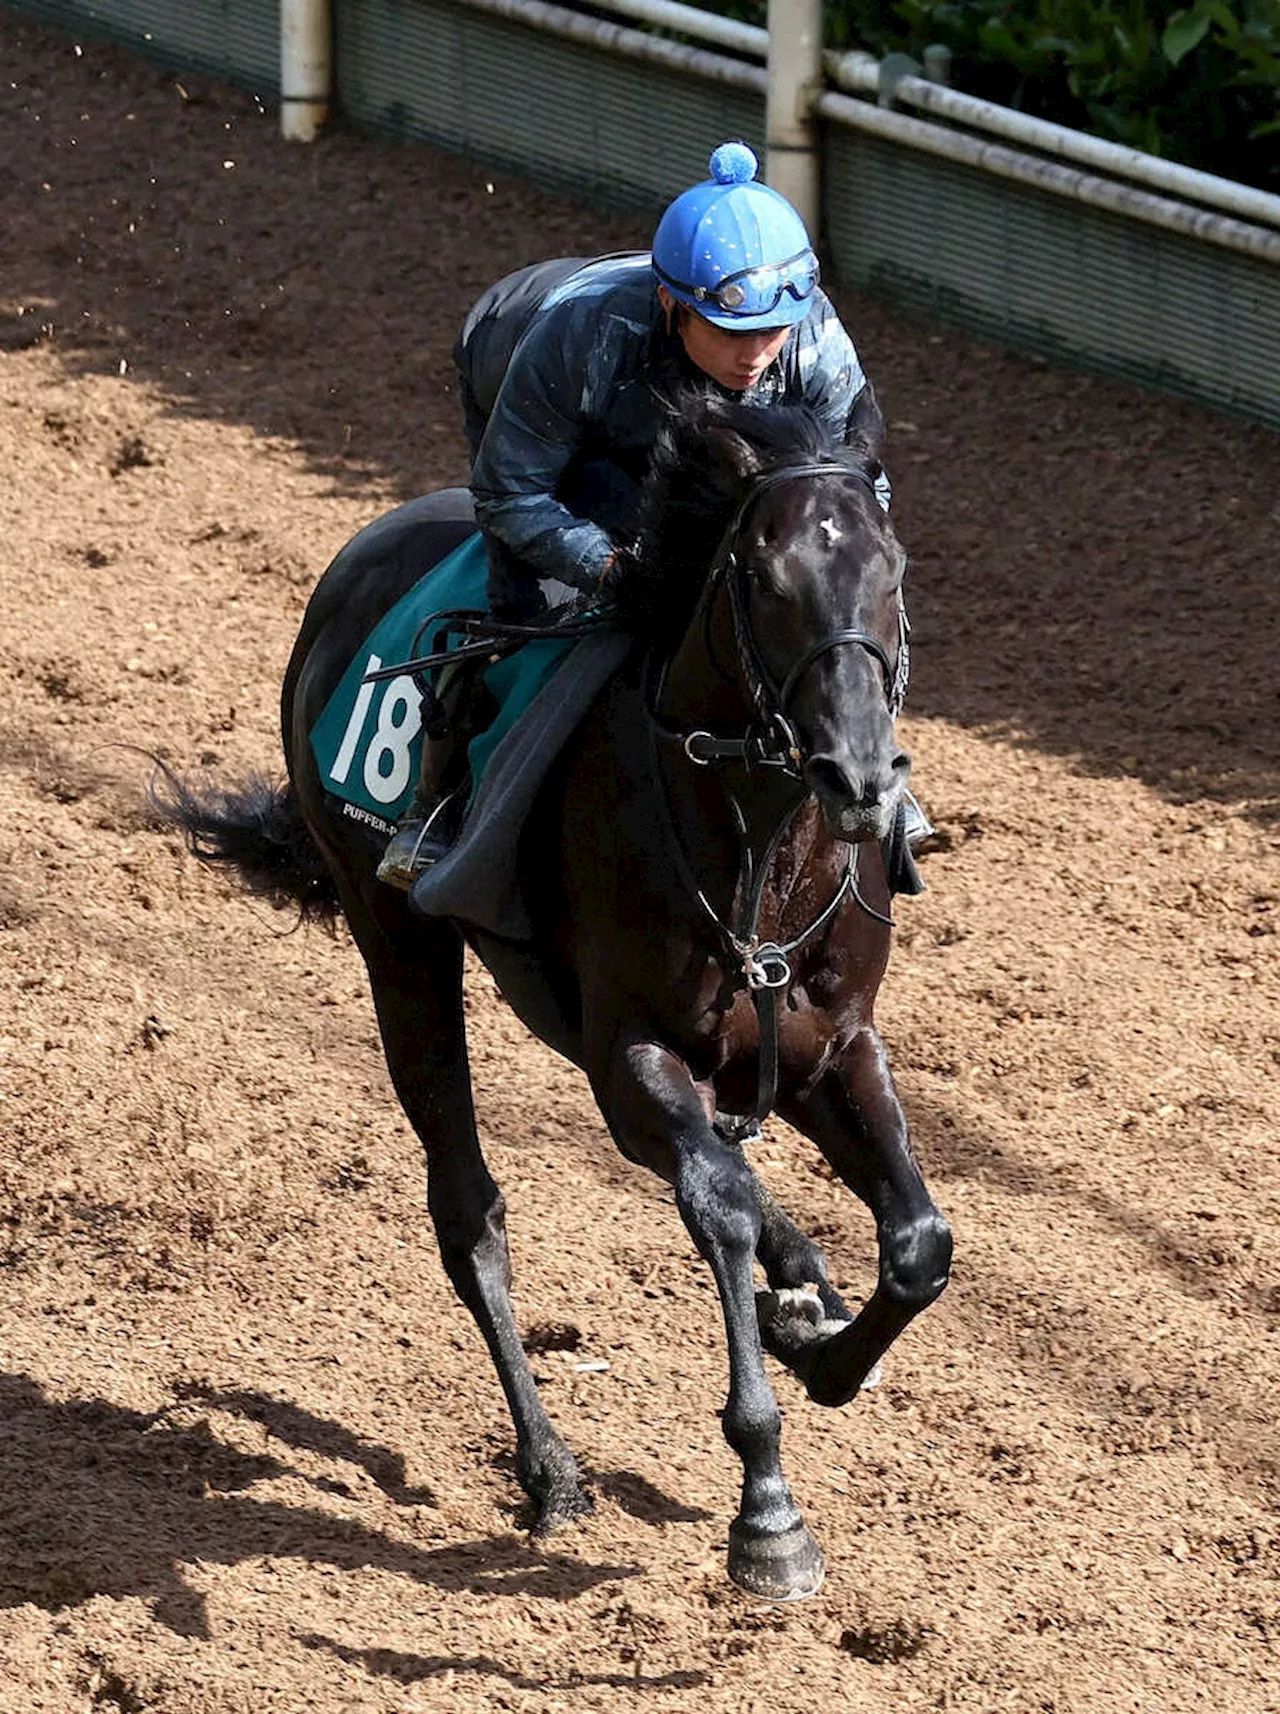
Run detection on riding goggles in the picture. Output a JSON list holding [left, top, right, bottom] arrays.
[[656, 249, 820, 318]]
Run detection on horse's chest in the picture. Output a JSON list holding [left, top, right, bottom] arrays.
[[694, 973, 832, 1077]]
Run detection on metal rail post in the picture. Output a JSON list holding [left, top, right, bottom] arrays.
[[765, 0, 823, 237], [281, 0, 332, 141]]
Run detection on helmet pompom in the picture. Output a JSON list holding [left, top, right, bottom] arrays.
[[709, 141, 757, 186]]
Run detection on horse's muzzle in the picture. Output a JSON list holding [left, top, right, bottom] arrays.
[[805, 750, 908, 844]]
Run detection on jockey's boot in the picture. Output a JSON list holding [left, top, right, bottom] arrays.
[[902, 789, 936, 850], [882, 789, 937, 897], [376, 786, 467, 892], [377, 657, 490, 893]]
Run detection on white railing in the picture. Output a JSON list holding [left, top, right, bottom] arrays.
[[564, 0, 1280, 257], [453, 0, 764, 88], [825, 49, 1280, 234], [565, 0, 765, 57]]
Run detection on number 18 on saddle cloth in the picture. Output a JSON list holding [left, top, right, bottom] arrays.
[[308, 533, 576, 836]]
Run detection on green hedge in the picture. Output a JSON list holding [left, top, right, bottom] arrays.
[[724, 2, 1280, 191]]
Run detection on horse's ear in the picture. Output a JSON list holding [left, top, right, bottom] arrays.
[[689, 391, 767, 481], [700, 421, 766, 483], [844, 432, 882, 480], [657, 388, 764, 491]]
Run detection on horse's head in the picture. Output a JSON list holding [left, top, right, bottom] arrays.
[[626, 392, 910, 844]]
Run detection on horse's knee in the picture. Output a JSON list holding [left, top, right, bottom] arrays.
[[880, 1209, 952, 1308], [675, 1139, 760, 1258]]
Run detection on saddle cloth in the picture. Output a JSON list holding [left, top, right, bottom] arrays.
[[309, 530, 630, 938], [310, 533, 579, 831]]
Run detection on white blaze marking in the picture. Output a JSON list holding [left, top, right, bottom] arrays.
[[819, 516, 842, 544]]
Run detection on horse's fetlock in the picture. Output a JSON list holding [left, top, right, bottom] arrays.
[[722, 1397, 782, 1464]]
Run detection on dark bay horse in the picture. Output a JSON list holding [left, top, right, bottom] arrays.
[[166, 395, 952, 1601]]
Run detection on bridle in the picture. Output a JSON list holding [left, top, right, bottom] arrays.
[[647, 458, 909, 1122], [652, 460, 907, 776]]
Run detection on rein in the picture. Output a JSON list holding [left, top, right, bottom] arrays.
[[647, 459, 901, 1123], [362, 592, 615, 737], [361, 595, 613, 686]]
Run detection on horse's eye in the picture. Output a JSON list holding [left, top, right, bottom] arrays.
[[747, 552, 786, 596]]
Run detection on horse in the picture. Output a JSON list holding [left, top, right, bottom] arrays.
[[163, 392, 952, 1602]]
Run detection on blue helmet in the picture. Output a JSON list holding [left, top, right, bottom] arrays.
[[652, 141, 819, 331]]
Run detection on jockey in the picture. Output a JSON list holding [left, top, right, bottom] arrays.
[[379, 141, 933, 888], [456, 139, 889, 620]]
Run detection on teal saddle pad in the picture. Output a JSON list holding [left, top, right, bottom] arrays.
[[309, 533, 575, 833]]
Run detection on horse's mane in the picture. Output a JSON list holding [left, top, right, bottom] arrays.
[[614, 388, 878, 644]]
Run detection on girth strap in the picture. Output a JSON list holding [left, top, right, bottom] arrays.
[[752, 984, 781, 1122]]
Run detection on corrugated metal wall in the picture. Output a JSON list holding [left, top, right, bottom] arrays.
[[334, 0, 760, 211], [5, 0, 279, 89], [824, 130, 1280, 431], [5, 0, 1278, 428]]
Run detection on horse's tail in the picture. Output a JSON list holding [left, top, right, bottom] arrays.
[[149, 758, 341, 926]]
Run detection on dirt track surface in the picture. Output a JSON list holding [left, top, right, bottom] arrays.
[[1, 16, 1278, 1712]]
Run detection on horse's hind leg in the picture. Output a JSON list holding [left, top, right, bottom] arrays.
[[351, 901, 589, 1532], [745, 1174, 871, 1377], [718, 1131, 854, 1327]]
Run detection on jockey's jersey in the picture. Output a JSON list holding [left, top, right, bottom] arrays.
[[455, 253, 883, 594]]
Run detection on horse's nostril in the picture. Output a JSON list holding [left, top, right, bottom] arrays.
[[806, 751, 906, 813], [805, 755, 859, 804]]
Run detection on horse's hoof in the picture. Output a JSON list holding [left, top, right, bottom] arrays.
[[519, 1444, 593, 1536], [757, 1286, 844, 1355], [530, 1485, 594, 1537], [727, 1519, 826, 1602], [757, 1290, 882, 1401], [803, 1321, 886, 1408]]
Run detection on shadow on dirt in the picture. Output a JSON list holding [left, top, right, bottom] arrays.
[[589, 1466, 713, 1526], [490, 1451, 713, 1529], [171, 1382, 437, 1505], [3, 18, 1274, 820], [297, 1632, 710, 1692], [0, 1373, 639, 1635], [912, 1100, 1261, 1316]]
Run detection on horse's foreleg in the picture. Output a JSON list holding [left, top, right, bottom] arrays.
[[600, 1035, 825, 1600], [357, 912, 589, 1533], [745, 1174, 866, 1377], [780, 1025, 952, 1407]]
